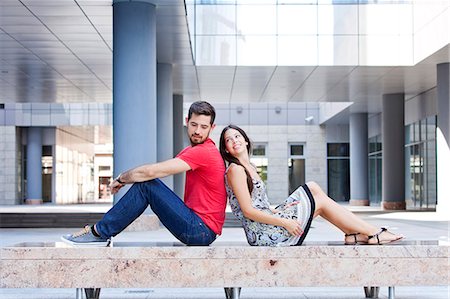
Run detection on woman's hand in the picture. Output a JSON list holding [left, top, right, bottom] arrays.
[[280, 218, 303, 236]]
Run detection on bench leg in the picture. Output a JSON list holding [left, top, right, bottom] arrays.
[[364, 286, 379, 298], [224, 287, 241, 299], [76, 288, 83, 299], [388, 286, 395, 299], [84, 288, 101, 299]]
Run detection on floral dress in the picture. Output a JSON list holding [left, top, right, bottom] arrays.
[[225, 167, 315, 246]]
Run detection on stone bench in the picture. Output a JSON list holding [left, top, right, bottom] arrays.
[[0, 241, 448, 299]]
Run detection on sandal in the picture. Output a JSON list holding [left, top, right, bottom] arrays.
[[344, 233, 368, 245], [367, 227, 403, 245]]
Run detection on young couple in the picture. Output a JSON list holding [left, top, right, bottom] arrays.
[[62, 101, 403, 247]]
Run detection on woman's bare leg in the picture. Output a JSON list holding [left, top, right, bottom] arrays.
[[306, 181, 402, 243]]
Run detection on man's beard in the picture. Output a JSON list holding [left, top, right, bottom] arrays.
[[189, 134, 205, 145]]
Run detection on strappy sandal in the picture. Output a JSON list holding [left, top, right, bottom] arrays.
[[367, 227, 403, 245], [344, 233, 368, 245]]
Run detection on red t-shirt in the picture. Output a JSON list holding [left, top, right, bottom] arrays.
[[176, 138, 227, 235]]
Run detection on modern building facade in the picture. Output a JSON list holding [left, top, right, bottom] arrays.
[[0, 0, 448, 214]]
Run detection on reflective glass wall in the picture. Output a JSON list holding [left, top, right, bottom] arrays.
[[187, 0, 417, 66], [368, 135, 382, 204], [405, 116, 437, 209], [327, 143, 350, 202]]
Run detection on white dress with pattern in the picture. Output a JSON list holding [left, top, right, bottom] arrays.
[[225, 166, 315, 247]]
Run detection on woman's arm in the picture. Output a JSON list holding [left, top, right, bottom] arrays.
[[227, 165, 303, 236]]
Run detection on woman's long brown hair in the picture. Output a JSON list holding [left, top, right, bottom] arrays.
[[219, 125, 254, 194]]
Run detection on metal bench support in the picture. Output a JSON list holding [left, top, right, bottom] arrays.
[[364, 286, 380, 298], [84, 288, 101, 299], [388, 286, 395, 299], [224, 287, 241, 299]]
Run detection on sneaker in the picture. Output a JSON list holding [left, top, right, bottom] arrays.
[[61, 225, 110, 247]]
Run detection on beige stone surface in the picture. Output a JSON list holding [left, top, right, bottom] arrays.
[[1, 241, 448, 289]]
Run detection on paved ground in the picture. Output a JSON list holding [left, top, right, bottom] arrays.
[[0, 206, 449, 299]]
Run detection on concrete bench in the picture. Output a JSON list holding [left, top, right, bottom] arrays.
[[0, 241, 448, 299]]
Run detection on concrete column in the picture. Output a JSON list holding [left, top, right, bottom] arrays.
[[113, 1, 157, 201], [26, 127, 42, 204], [382, 94, 406, 210], [436, 63, 450, 215], [349, 113, 369, 206], [173, 94, 185, 199], [157, 63, 173, 189]]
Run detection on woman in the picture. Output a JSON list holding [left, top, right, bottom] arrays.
[[219, 124, 403, 247]]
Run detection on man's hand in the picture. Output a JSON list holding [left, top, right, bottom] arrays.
[[110, 179, 124, 194]]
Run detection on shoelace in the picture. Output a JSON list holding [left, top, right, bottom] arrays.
[[72, 226, 90, 238]]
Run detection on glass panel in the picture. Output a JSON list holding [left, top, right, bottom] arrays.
[[280, 0, 317, 3], [195, 36, 237, 65], [327, 143, 349, 157], [414, 122, 420, 142], [359, 35, 413, 65], [237, 36, 277, 65], [196, 5, 236, 35], [290, 144, 304, 156], [405, 124, 411, 145], [288, 158, 305, 194], [359, 4, 413, 35], [196, 0, 236, 4], [410, 143, 424, 207], [318, 4, 358, 35], [251, 157, 268, 183], [425, 140, 437, 206], [236, 0, 276, 3], [427, 116, 436, 140], [252, 144, 266, 156], [278, 5, 317, 35], [278, 36, 318, 66], [369, 137, 377, 153], [318, 0, 358, 3], [318, 35, 359, 65], [327, 159, 350, 202], [236, 5, 276, 35], [368, 153, 382, 204]]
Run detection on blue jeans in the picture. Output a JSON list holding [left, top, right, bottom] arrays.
[[96, 179, 217, 246]]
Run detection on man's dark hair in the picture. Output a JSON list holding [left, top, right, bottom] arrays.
[[188, 101, 216, 124]]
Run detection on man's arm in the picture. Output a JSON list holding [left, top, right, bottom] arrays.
[[110, 158, 190, 194]]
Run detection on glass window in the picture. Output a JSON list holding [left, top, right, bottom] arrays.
[[278, 36, 318, 66], [195, 5, 236, 35], [99, 165, 110, 172], [327, 143, 349, 202], [252, 144, 266, 156], [251, 143, 268, 183], [236, 5, 276, 35], [368, 136, 382, 204], [237, 35, 277, 65], [195, 35, 237, 65], [290, 144, 303, 156], [404, 116, 437, 209], [288, 143, 305, 194], [327, 143, 349, 157], [318, 5, 358, 35], [318, 35, 359, 65], [278, 5, 317, 35], [280, 0, 317, 3]]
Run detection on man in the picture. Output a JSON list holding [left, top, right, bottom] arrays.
[[62, 101, 227, 246]]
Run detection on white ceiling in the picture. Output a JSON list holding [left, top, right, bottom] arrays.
[[0, 0, 449, 115]]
